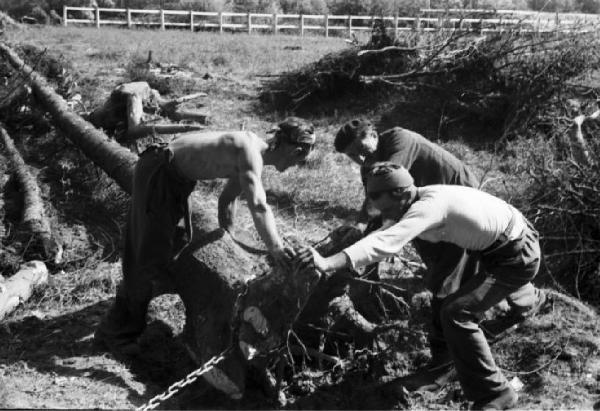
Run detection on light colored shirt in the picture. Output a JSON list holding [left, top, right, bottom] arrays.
[[343, 185, 525, 270]]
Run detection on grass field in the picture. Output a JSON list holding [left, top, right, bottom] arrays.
[[1, 25, 599, 410]]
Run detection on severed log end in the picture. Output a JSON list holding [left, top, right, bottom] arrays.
[[0, 261, 48, 320], [165, 108, 210, 125], [120, 123, 205, 141]]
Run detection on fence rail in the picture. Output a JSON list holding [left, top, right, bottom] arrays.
[[62, 6, 600, 35]]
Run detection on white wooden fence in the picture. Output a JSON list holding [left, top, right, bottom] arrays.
[[62, 6, 600, 35]]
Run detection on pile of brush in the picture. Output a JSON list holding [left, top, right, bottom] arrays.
[[262, 28, 600, 140], [527, 113, 600, 306]]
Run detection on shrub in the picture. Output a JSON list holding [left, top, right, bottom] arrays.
[[526, 125, 600, 306], [262, 30, 600, 140]]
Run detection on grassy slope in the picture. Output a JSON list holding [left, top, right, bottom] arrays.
[[0, 25, 598, 410]]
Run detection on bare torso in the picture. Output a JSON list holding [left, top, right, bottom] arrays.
[[169, 131, 266, 180]]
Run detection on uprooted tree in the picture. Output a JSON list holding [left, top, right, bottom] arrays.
[[0, 42, 407, 399]]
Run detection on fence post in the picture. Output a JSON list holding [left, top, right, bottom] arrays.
[[190, 10, 194, 32], [324, 13, 329, 37], [95, 6, 100, 28], [300, 14, 304, 36], [63, 5, 67, 27], [219, 11, 223, 33], [127, 8, 132, 28], [348, 15, 352, 36], [248, 12, 252, 34], [160, 9, 165, 30], [272, 13, 277, 34], [414, 16, 420, 41], [394, 14, 399, 37]]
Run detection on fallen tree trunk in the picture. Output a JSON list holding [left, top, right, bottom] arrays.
[[0, 42, 137, 193], [0, 123, 61, 263], [0, 261, 48, 320]]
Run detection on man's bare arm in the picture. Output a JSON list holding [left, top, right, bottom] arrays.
[[239, 169, 284, 253], [357, 198, 370, 225], [218, 178, 241, 232]]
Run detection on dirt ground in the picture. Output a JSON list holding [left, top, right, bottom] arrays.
[[1, 25, 600, 410]]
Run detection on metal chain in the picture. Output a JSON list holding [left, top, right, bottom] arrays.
[[136, 351, 228, 411]]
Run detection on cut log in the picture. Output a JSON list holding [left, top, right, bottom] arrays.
[[170, 92, 207, 104], [164, 108, 210, 125], [0, 123, 62, 263], [121, 123, 205, 141], [0, 261, 48, 320]]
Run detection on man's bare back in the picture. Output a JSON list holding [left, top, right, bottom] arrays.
[[169, 131, 266, 181]]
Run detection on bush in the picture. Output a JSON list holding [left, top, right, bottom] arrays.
[[279, 0, 328, 14], [263, 30, 600, 140], [526, 124, 600, 306]]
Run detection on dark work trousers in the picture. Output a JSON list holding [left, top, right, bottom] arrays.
[[413, 238, 480, 363], [440, 219, 541, 402], [97, 144, 195, 343]]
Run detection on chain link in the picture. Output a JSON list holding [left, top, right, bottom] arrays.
[[136, 352, 228, 411]]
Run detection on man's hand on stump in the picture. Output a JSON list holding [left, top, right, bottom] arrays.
[[270, 246, 295, 271]]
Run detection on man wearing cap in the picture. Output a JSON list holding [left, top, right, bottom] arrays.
[[298, 162, 545, 409], [334, 119, 481, 389], [96, 117, 317, 352]]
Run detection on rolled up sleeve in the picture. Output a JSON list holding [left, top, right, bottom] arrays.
[[343, 199, 443, 270]]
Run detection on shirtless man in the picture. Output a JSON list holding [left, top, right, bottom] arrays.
[[87, 81, 204, 140], [298, 163, 546, 410], [95, 117, 316, 351]]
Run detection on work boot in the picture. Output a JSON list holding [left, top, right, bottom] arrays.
[[401, 361, 457, 392], [398, 349, 457, 392], [93, 327, 141, 357], [93, 296, 144, 357], [480, 289, 549, 343], [471, 387, 518, 410]]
